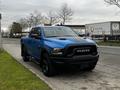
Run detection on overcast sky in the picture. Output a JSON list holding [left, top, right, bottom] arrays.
[[1, 0, 120, 30]]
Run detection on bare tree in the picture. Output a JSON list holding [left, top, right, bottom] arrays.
[[27, 11, 44, 27], [46, 11, 60, 25], [26, 14, 34, 28], [18, 11, 45, 30], [104, 0, 120, 8], [32, 13, 44, 26], [19, 18, 28, 29], [58, 3, 74, 25]]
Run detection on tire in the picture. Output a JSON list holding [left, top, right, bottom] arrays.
[[41, 53, 55, 77], [85, 65, 96, 71], [22, 46, 30, 62], [84, 61, 97, 71]]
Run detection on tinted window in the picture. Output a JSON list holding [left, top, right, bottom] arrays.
[[29, 27, 41, 37]]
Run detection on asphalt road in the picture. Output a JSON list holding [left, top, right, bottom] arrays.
[[2, 38, 120, 90]]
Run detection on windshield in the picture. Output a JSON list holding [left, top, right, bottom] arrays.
[[43, 27, 79, 37]]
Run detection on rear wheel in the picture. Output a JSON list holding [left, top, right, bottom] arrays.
[[22, 46, 30, 62], [41, 53, 55, 77]]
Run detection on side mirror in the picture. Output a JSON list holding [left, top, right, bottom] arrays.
[[31, 34, 41, 39]]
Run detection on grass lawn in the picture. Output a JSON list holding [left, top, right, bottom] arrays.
[[97, 40, 120, 47], [0, 50, 51, 90]]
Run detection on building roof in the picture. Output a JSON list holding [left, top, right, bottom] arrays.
[[62, 25, 85, 27], [86, 21, 120, 25]]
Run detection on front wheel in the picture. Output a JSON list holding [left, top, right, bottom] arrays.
[[84, 61, 97, 71], [41, 53, 55, 77], [85, 65, 96, 71]]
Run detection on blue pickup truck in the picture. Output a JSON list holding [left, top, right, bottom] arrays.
[[21, 26, 99, 76]]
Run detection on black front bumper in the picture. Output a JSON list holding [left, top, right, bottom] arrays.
[[50, 55, 99, 65]]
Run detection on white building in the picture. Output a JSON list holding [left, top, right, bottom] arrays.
[[85, 21, 120, 36]]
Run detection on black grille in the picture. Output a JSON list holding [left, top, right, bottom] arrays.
[[64, 45, 97, 57]]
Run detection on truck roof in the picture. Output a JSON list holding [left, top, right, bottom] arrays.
[[33, 25, 66, 28]]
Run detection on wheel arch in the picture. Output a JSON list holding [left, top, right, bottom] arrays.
[[40, 48, 50, 66]]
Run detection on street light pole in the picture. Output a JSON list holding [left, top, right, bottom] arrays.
[[0, 13, 2, 49]]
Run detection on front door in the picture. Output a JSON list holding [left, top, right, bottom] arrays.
[[29, 27, 42, 61]]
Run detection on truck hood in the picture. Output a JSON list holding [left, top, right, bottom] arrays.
[[44, 37, 96, 48]]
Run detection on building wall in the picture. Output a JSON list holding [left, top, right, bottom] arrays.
[[85, 22, 111, 36], [111, 22, 120, 35]]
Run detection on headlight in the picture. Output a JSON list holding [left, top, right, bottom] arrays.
[[52, 48, 63, 55]]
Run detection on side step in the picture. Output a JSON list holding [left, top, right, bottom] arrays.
[[29, 56, 40, 65]]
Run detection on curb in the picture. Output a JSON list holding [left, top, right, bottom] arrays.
[[99, 46, 120, 49]]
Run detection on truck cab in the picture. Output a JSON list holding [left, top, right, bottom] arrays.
[[21, 26, 99, 76]]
